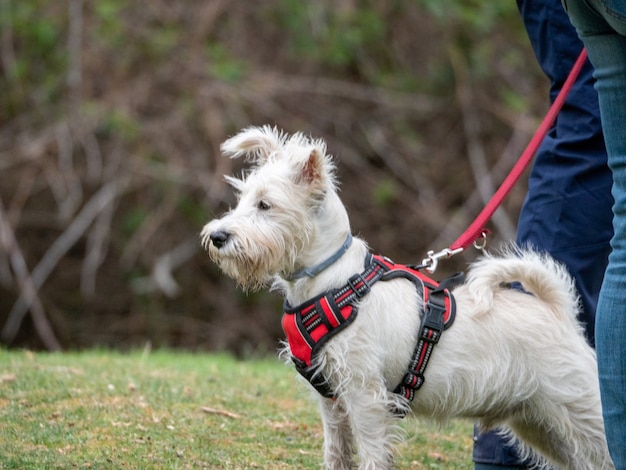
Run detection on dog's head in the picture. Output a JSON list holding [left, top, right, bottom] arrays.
[[200, 126, 340, 290]]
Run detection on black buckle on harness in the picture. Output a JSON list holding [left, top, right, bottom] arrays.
[[420, 293, 446, 344], [347, 273, 371, 298]]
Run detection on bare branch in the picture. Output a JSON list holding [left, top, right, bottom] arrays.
[[256, 72, 441, 113], [2, 177, 128, 344], [120, 188, 180, 268], [0, 197, 61, 350], [80, 195, 115, 298], [151, 238, 199, 298], [67, 0, 83, 99], [53, 122, 83, 220]]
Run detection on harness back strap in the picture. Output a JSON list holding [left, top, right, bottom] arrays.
[[282, 254, 461, 405], [392, 274, 462, 402]]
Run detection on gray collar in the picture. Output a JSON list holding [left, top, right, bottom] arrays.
[[286, 233, 353, 281]]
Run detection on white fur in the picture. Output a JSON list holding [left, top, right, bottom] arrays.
[[201, 126, 613, 470]]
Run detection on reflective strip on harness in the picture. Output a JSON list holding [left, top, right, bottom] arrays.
[[281, 254, 460, 405]]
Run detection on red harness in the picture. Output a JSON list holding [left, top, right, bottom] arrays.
[[281, 253, 461, 407]]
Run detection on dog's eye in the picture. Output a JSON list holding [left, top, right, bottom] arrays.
[[257, 200, 271, 211]]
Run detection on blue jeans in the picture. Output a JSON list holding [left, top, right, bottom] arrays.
[[563, 1, 626, 468], [472, 0, 613, 466]]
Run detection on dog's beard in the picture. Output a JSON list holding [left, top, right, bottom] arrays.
[[208, 251, 271, 292], [207, 233, 296, 291], [213, 257, 271, 291]]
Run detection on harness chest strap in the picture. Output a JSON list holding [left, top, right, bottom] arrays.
[[282, 254, 389, 398], [281, 253, 460, 408]]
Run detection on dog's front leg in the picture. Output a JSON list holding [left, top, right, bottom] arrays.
[[344, 384, 398, 470], [319, 397, 355, 469]]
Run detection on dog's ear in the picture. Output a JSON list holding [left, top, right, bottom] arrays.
[[295, 143, 336, 198], [299, 148, 324, 186], [220, 125, 285, 164]]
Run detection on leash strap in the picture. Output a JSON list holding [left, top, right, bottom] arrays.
[[449, 48, 588, 252]]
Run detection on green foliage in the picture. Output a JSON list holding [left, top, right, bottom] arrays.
[[1, 2, 66, 118], [205, 43, 247, 83], [121, 208, 149, 236], [419, 0, 519, 33], [146, 25, 180, 59], [274, 1, 388, 69], [415, 0, 532, 114], [93, 0, 128, 48], [500, 88, 528, 114], [0, 350, 473, 468], [373, 178, 399, 207], [98, 106, 141, 140], [178, 195, 207, 226]]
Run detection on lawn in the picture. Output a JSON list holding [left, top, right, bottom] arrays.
[[0, 349, 473, 469]]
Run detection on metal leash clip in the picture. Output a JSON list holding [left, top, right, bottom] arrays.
[[421, 247, 464, 274], [422, 231, 488, 273]]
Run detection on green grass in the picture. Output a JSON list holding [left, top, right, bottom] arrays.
[[0, 349, 473, 469]]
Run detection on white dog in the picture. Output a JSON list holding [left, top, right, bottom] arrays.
[[201, 126, 613, 470]]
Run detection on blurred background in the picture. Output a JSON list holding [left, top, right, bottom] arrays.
[[0, 0, 549, 354]]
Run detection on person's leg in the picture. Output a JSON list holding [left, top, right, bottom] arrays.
[[515, 0, 612, 343], [473, 0, 612, 467], [472, 428, 533, 468], [563, 1, 626, 466], [474, 466, 524, 470]]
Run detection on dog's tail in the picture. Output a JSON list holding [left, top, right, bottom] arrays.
[[464, 247, 580, 324]]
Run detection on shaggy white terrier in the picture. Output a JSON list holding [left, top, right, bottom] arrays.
[[201, 126, 613, 470]]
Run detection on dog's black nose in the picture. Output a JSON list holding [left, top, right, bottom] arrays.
[[210, 230, 230, 249]]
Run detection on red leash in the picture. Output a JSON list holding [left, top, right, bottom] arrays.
[[423, 48, 588, 272]]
